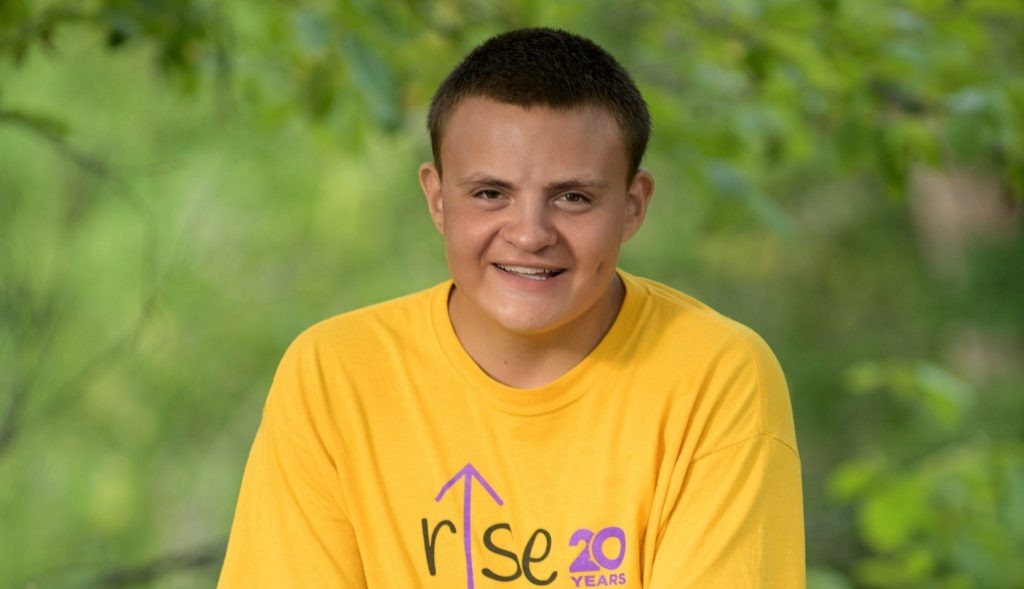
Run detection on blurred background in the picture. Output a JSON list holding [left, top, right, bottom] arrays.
[[1, 1, 1022, 587]]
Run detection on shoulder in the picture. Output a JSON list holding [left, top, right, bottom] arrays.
[[287, 281, 447, 357], [625, 272, 771, 355], [261, 281, 448, 417], [266, 281, 448, 394], [623, 272, 798, 455]]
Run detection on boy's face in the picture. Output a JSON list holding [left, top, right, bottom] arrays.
[[419, 97, 654, 340]]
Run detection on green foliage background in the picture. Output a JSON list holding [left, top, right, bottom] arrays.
[[1, 1, 1022, 587]]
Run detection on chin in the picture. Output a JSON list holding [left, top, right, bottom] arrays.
[[490, 307, 570, 337]]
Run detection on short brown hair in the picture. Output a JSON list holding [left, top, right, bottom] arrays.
[[427, 28, 651, 180]]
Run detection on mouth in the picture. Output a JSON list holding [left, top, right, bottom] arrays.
[[494, 263, 566, 281]]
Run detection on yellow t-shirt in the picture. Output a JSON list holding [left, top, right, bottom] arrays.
[[218, 271, 804, 588]]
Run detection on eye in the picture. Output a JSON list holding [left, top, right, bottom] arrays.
[[473, 189, 503, 200], [558, 192, 592, 205]]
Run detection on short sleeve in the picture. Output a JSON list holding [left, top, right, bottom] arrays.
[[647, 435, 804, 587], [647, 329, 805, 588], [217, 337, 367, 588]]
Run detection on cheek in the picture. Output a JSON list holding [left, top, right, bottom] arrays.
[[570, 219, 626, 260], [443, 214, 494, 259]]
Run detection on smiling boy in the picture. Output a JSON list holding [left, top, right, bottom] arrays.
[[219, 28, 804, 588], [420, 96, 652, 389]]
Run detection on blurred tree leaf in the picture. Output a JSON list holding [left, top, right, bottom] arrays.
[[340, 33, 402, 131], [845, 361, 973, 430], [0, 108, 68, 138]]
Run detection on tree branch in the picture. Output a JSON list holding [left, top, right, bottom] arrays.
[[91, 541, 226, 588]]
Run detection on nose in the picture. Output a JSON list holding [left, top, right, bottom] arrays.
[[501, 200, 557, 252]]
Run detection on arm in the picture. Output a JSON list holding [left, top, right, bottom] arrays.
[[218, 337, 367, 588]]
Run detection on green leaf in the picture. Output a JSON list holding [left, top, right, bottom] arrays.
[[293, 9, 330, 54], [912, 363, 972, 428], [859, 479, 931, 552], [828, 456, 886, 502], [340, 33, 401, 132], [706, 160, 794, 233], [807, 566, 855, 589]]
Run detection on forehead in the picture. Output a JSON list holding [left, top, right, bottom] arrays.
[[439, 97, 630, 184]]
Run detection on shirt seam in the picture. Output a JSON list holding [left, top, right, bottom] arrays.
[[739, 331, 769, 450], [690, 432, 800, 464], [265, 336, 356, 523]]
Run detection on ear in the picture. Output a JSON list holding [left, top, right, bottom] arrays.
[[419, 162, 445, 235], [622, 168, 655, 242]]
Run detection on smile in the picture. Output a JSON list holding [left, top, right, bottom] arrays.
[[494, 264, 565, 280]]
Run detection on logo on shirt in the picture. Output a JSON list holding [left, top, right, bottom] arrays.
[[420, 463, 627, 587]]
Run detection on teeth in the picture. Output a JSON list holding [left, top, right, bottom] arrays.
[[496, 264, 561, 279], [501, 265, 548, 275]]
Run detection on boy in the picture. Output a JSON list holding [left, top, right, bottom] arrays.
[[219, 28, 804, 588]]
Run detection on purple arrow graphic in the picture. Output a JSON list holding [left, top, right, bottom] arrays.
[[435, 463, 504, 589]]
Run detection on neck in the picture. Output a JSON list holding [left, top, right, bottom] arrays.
[[448, 275, 624, 389]]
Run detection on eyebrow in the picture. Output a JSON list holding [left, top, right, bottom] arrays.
[[456, 174, 515, 190], [455, 173, 609, 191]]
